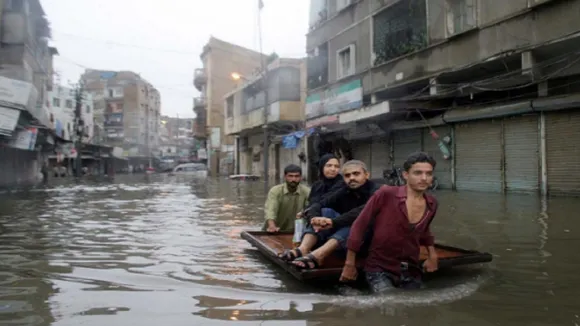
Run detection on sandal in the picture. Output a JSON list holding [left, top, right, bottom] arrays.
[[278, 248, 302, 261], [292, 253, 320, 270]]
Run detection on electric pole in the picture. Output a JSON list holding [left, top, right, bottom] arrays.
[[73, 82, 85, 178], [258, 0, 269, 193]]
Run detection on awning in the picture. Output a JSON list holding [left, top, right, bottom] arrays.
[[0, 106, 21, 136]]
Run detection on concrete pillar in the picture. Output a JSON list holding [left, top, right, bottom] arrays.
[[234, 135, 240, 175], [521, 51, 540, 80], [450, 125, 456, 190], [539, 111, 548, 196]]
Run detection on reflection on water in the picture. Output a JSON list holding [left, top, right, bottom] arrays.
[[0, 175, 579, 325]]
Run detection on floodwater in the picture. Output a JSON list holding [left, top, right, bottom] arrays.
[[0, 175, 579, 326]]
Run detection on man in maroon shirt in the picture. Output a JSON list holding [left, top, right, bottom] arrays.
[[340, 152, 438, 293]]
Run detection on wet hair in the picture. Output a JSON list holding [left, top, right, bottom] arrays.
[[284, 164, 302, 175], [403, 152, 436, 172], [342, 160, 367, 172]]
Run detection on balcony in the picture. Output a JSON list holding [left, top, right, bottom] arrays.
[[193, 96, 207, 113], [225, 101, 303, 135], [193, 68, 207, 92], [225, 117, 235, 135], [193, 112, 206, 139]]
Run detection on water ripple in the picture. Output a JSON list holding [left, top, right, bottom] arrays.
[[0, 175, 579, 325]]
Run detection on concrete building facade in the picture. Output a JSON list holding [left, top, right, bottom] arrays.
[[305, 0, 580, 195], [81, 70, 161, 158], [47, 85, 94, 143], [193, 37, 266, 175], [0, 0, 59, 188], [224, 57, 307, 180]]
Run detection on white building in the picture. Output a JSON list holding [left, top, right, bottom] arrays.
[[48, 85, 94, 143]]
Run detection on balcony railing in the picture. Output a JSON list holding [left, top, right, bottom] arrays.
[[193, 96, 207, 112], [193, 68, 207, 92]]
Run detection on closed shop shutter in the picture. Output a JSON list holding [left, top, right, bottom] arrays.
[[370, 137, 389, 179], [422, 126, 452, 189], [352, 139, 372, 167], [545, 110, 580, 195], [455, 119, 502, 192], [393, 129, 422, 166], [504, 114, 540, 192]]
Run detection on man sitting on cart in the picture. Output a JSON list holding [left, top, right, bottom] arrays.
[[340, 152, 439, 292], [263, 164, 310, 233], [280, 160, 380, 270]]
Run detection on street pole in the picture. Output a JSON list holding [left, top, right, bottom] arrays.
[[258, 0, 269, 193], [73, 83, 84, 178]]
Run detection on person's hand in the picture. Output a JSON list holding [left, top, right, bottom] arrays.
[[339, 263, 358, 282], [423, 256, 438, 272], [310, 217, 332, 232], [266, 220, 279, 233], [296, 211, 304, 219]]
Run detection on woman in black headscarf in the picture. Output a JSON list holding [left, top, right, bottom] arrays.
[[279, 153, 343, 261], [308, 153, 343, 205]]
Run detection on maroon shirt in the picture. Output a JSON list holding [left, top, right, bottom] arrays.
[[346, 185, 438, 278]]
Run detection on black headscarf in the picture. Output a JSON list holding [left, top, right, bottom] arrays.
[[308, 153, 343, 204]]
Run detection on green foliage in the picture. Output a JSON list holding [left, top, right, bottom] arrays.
[[372, 0, 427, 66], [267, 52, 279, 64]]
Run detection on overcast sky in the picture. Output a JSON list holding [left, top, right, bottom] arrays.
[[42, 0, 309, 118]]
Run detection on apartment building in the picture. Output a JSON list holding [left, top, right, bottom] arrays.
[[0, 0, 59, 187], [224, 57, 307, 179], [81, 70, 161, 157], [306, 0, 580, 195], [47, 85, 94, 143], [158, 116, 195, 158], [193, 37, 266, 175]]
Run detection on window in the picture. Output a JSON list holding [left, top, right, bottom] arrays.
[[337, 44, 355, 79], [5, 0, 26, 12], [336, 0, 351, 12], [52, 98, 60, 107], [226, 96, 234, 117], [446, 0, 476, 36], [86, 105, 91, 113], [108, 89, 114, 97], [65, 99, 73, 109]]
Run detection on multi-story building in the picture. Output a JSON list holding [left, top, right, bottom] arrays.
[[81, 70, 161, 157], [0, 0, 59, 187], [224, 57, 307, 179], [193, 37, 266, 175], [305, 0, 580, 195], [158, 116, 195, 158], [47, 85, 94, 143]]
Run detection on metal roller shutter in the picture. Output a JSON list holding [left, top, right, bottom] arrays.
[[422, 126, 452, 189], [352, 139, 372, 168], [370, 137, 389, 179], [393, 129, 422, 166], [545, 110, 580, 195], [455, 119, 502, 192], [504, 114, 540, 192]]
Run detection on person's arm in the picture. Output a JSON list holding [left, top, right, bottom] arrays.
[[345, 188, 386, 265], [264, 186, 281, 224], [303, 186, 311, 208], [307, 182, 322, 206], [332, 205, 364, 229], [420, 201, 438, 260], [305, 186, 343, 219]]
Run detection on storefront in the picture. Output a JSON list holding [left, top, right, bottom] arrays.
[[545, 109, 580, 195]]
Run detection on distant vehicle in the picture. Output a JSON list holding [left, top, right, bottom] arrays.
[[169, 163, 208, 177], [229, 174, 260, 181]]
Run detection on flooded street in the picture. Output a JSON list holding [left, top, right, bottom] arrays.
[[0, 176, 579, 326]]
